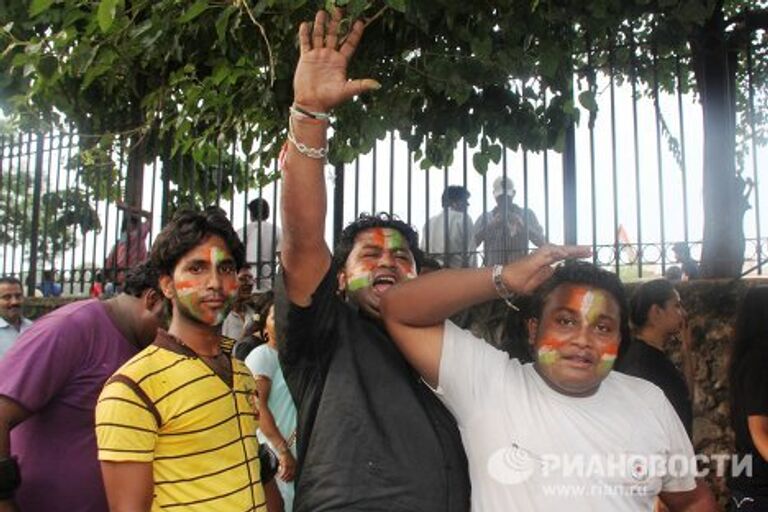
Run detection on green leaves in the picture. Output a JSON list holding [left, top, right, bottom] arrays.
[[179, 0, 209, 24], [29, 0, 54, 17], [4, 0, 766, 189], [386, 0, 406, 13], [36, 55, 58, 78], [97, 0, 119, 32], [578, 90, 598, 113]]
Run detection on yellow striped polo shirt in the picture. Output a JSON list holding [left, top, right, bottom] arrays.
[[96, 330, 266, 512]]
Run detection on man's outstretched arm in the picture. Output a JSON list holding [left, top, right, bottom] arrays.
[[380, 246, 589, 387], [281, 10, 379, 306]]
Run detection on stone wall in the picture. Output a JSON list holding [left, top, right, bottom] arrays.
[[22, 296, 83, 320], [675, 279, 757, 507]]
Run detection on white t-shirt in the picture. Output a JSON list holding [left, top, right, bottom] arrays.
[[421, 209, 477, 268], [237, 221, 280, 290], [436, 320, 697, 512]]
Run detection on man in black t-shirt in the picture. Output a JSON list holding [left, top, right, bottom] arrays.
[[616, 279, 694, 437], [729, 352, 768, 509], [276, 9, 470, 512]]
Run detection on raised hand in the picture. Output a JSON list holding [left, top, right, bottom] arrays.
[[293, 9, 380, 113], [502, 245, 592, 295]]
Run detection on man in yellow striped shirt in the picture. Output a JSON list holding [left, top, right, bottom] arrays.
[[96, 207, 271, 511]]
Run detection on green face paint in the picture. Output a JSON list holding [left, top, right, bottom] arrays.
[[538, 346, 560, 366], [347, 274, 372, 292], [211, 246, 227, 265], [384, 229, 406, 250], [580, 290, 607, 325], [172, 238, 238, 327], [596, 345, 618, 375]]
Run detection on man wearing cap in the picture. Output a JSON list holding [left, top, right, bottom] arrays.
[[474, 176, 546, 265]]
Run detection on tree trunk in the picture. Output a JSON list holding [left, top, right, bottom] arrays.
[[690, 5, 748, 278]]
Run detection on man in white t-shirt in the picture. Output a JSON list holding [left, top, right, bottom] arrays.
[[237, 198, 281, 290], [381, 248, 717, 511], [421, 185, 476, 268]]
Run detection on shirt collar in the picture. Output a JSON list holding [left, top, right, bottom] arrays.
[[0, 316, 31, 330]]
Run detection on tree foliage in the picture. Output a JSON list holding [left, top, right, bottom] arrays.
[[0, 165, 100, 266], [1, 0, 767, 275], [1, 0, 764, 171]]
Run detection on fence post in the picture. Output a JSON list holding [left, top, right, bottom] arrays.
[[562, 75, 578, 245], [27, 132, 45, 296], [333, 162, 345, 248]]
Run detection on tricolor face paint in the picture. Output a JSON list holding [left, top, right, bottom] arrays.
[[341, 227, 417, 319], [171, 236, 239, 327], [532, 283, 621, 396]]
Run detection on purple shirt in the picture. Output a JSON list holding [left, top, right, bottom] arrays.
[[0, 299, 138, 512]]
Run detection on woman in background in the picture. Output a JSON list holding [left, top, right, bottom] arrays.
[[246, 299, 297, 511], [728, 286, 768, 510]]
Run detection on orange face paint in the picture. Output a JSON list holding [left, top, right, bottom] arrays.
[[534, 284, 621, 394], [173, 237, 238, 326], [345, 227, 417, 292]]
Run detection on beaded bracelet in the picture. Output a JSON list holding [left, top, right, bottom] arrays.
[[492, 264, 519, 311], [287, 115, 328, 160]]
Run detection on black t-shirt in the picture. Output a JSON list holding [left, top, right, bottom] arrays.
[[615, 337, 693, 437], [729, 351, 768, 494], [276, 268, 470, 512]]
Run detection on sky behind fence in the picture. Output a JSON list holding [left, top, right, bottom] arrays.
[[1, 63, 766, 293]]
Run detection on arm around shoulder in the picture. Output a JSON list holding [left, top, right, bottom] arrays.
[[380, 304, 444, 389], [380, 267, 497, 388]]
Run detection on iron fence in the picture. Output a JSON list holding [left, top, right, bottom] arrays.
[[1, 41, 766, 295]]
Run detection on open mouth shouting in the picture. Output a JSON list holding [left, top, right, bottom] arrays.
[[372, 274, 398, 294]]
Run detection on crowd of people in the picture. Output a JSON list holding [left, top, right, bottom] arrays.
[[0, 8, 763, 512]]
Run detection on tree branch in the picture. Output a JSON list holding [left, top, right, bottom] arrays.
[[726, 8, 768, 49]]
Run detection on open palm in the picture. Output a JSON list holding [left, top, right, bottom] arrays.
[[293, 10, 379, 113]]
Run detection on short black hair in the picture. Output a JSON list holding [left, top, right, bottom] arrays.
[[150, 207, 246, 275], [729, 286, 768, 429], [248, 198, 270, 221], [664, 266, 683, 281], [332, 212, 423, 272], [672, 242, 692, 259], [629, 278, 677, 328], [421, 255, 443, 272], [251, 290, 275, 336], [122, 262, 162, 298], [441, 186, 470, 208], [0, 276, 22, 287], [528, 260, 631, 352]]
